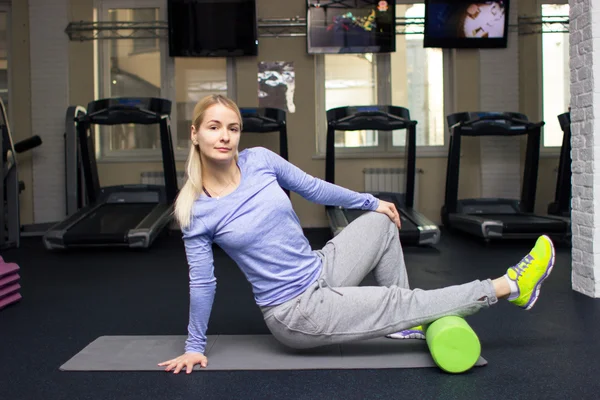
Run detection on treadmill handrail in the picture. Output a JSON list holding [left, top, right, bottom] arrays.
[[557, 111, 571, 131], [450, 114, 545, 136], [65, 105, 87, 216], [329, 110, 417, 131], [551, 111, 571, 215], [76, 105, 164, 125]]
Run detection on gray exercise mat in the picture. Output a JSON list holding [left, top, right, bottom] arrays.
[[59, 335, 488, 371]]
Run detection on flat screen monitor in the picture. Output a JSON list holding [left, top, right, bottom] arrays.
[[306, 0, 396, 54], [424, 0, 509, 49], [167, 0, 258, 57]]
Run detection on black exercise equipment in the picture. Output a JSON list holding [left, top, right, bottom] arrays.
[[325, 105, 441, 246], [441, 111, 570, 241], [239, 107, 289, 196], [19, 106, 89, 239], [64, 105, 88, 218], [13, 135, 41, 154], [1, 96, 43, 250], [43, 97, 179, 250], [548, 112, 571, 219]]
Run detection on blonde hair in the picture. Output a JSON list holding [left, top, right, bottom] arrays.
[[174, 94, 242, 229]]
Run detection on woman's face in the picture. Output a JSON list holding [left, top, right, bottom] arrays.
[[191, 103, 241, 165]]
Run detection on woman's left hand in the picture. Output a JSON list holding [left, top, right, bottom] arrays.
[[375, 200, 402, 229]]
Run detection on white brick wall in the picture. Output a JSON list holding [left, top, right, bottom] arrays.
[[569, 0, 600, 297], [479, 0, 522, 200], [29, 0, 70, 223]]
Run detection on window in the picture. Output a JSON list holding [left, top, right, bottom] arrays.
[[324, 53, 378, 148], [102, 7, 162, 153], [391, 4, 444, 148], [317, 2, 445, 155], [541, 3, 570, 148], [131, 9, 159, 54], [96, 0, 230, 160], [174, 59, 228, 150]]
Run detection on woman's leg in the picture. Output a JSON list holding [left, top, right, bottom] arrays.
[[316, 211, 409, 290], [317, 211, 419, 339], [264, 277, 497, 349], [263, 221, 555, 349]]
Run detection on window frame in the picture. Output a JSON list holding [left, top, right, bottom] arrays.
[[94, 0, 235, 163], [0, 1, 11, 126], [539, 1, 569, 157], [314, 2, 452, 159]]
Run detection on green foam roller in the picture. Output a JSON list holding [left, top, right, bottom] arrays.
[[424, 316, 481, 374]]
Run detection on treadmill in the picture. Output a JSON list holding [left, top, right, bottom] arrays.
[[64, 105, 88, 218], [1, 97, 20, 250], [441, 111, 570, 241], [43, 97, 179, 250], [19, 106, 89, 238], [325, 105, 441, 246], [239, 107, 290, 196], [0, 96, 44, 249], [547, 111, 571, 219]]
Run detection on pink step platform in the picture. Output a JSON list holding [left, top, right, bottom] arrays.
[[0, 256, 21, 310]]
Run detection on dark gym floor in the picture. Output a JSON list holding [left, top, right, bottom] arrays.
[[1, 228, 598, 400]]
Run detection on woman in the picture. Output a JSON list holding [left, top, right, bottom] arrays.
[[158, 94, 555, 374]]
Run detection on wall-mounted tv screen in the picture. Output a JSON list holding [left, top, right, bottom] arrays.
[[424, 0, 509, 49], [168, 0, 258, 57], [306, 0, 396, 54]]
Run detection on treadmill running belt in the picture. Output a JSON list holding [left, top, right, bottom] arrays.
[[345, 192, 401, 223], [344, 209, 421, 241], [63, 203, 158, 245], [475, 214, 567, 234], [345, 209, 369, 223]]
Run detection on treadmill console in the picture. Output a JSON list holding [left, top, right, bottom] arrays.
[[84, 97, 172, 126], [447, 111, 543, 136], [326, 105, 414, 131], [354, 106, 385, 113], [239, 107, 286, 133], [474, 112, 507, 124], [104, 190, 161, 204]]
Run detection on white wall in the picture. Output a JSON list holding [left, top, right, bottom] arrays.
[[569, 0, 600, 297], [29, 0, 70, 223]]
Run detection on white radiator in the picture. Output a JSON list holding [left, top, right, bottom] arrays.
[[363, 168, 421, 207], [141, 171, 186, 188]]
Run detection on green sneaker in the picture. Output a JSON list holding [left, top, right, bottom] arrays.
[[507, 235, 555, 310], [386, 325, 425, 340]]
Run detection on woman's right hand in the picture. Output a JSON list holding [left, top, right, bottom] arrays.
[[158, 352, 208, 374], [375, 199, 401, 228]]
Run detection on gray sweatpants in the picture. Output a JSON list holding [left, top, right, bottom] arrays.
[[261, 211, 498, 349]]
